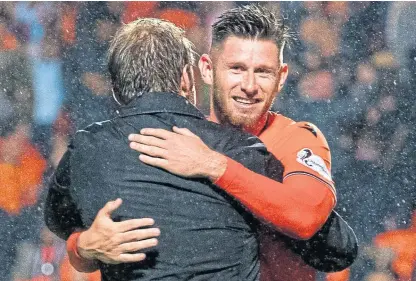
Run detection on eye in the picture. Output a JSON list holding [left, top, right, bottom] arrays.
[[256, 68, 275, 78], [230, 64, 244, 72]]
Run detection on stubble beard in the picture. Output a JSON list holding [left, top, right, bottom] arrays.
[[212, 88, 261, 131]]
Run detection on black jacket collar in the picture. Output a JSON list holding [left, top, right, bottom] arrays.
[[114, 92, 205, 120]]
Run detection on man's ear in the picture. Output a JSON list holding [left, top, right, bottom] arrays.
[[180, 64, 196, 105], [276, 63, 289, 94], [198, 54, 214, 85]]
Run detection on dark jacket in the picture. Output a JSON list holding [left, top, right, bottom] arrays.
[[45, 92, 284, 281]]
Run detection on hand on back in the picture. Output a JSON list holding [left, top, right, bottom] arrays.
[[77, 198, 160, 264]]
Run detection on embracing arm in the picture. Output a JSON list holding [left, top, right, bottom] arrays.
[[215, 157, 335, 239], [129, 127, 335, 239]]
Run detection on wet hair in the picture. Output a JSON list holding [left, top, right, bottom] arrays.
[[212, 4, 292, 53], [108, 18, 196, 105]]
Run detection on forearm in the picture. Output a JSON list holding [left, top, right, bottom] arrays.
[[215, 157, 336, 239], [67, 232, 100, 273]]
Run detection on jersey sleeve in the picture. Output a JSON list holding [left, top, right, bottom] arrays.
[[213, 128, 336, 239], [67, 231, 100, 272], [274, 122, 336, 199]]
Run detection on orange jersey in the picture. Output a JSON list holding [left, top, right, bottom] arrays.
[[214, 111, 336, 281], [257, 112, 336, 281]]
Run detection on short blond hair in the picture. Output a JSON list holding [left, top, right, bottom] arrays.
[[108, 18, 196, 104]]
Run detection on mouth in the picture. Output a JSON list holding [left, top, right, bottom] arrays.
[[232, 97, 261, 105]]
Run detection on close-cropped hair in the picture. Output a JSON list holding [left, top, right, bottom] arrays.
[[212, 4, 292, 52], [108, 18, 196, 105]]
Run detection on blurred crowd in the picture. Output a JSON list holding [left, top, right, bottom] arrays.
[[0, 2, 415, 281]]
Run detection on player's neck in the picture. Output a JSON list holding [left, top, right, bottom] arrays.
[[244, 114, 269, 137]]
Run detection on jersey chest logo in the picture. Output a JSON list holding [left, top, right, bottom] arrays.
[[296, 148, 332, 181]]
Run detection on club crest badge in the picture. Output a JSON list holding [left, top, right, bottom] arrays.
[[296, 148, 332, 181]]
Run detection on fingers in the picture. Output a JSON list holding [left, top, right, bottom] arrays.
[[140, 128, 174, 140], [119, 238, 159, 253], [128, 134, 167, 149], [172, 126, 198, 138], [139, 154, 169, 168], [120, 227, 160, 242], [117, 253, 147, 263], [100, 198, 123, 217], [116, 218, 155, 233], [130, 143, 167, 158]]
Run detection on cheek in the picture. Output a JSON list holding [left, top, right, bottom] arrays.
[[259, 78, 278, 94], [218, 71, 240, 89], [259, 82, 278, 106], [264, 95, 276, 108], [228, 72, 242, 83]]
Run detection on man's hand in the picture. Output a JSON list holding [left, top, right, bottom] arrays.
[[77, 198, 160, 264], [128, 126, 227, 182]]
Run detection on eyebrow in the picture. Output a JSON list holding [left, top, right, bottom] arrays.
[[255, 66, 276, 72], [226, 62, 247, 67]]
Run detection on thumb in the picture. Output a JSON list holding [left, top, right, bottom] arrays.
[[173, 126, 198, 138], [100, 198, 122, 217]]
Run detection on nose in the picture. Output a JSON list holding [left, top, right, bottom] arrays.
[[240, 71, 258, 96]]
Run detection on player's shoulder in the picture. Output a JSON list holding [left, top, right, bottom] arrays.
[[267, 112, 295, 130], [293, 121, 326, 139], [282, 117, 327, 144], [266, 112, 321, 136], [266, 112, 329, 148]]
